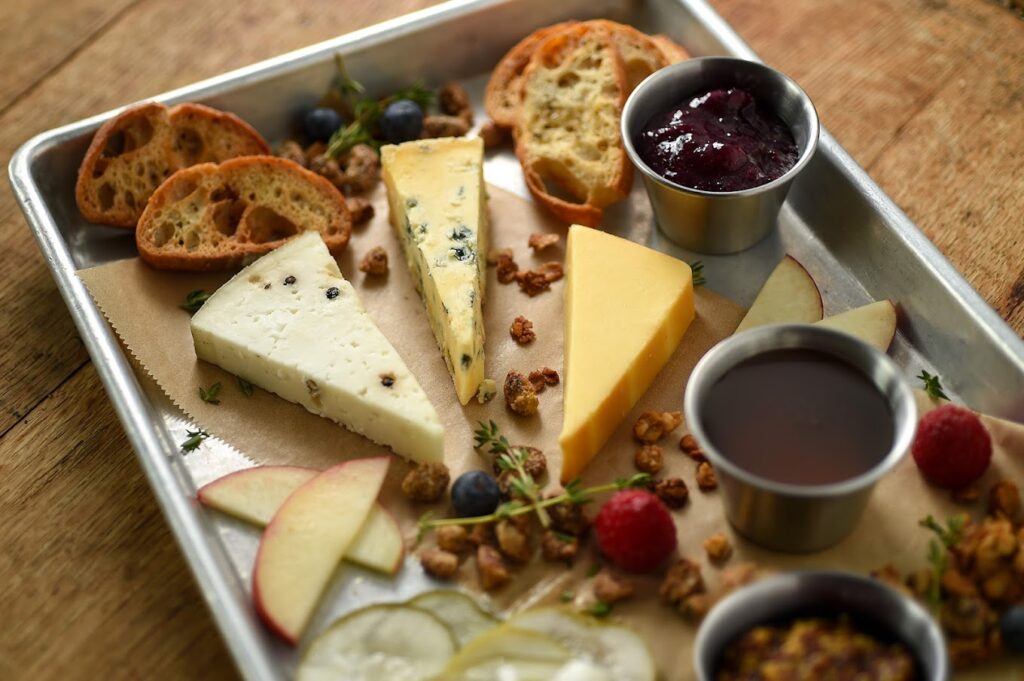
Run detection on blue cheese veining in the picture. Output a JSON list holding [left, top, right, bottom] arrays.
[[190, 232, 444, 463], [381, 137, 488, 405]]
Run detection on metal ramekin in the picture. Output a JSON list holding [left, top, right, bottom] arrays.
[[683, 325, 916, 552], [694, 571, 949, 681], [622, 58, 819, 254]]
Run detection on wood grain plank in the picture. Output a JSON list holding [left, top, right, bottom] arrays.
[[0, 364, 239, 680], [0, 0, 140, 108], [0, 0, 442, 434]]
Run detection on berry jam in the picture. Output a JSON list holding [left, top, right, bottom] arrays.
[[636, 87, 798, 192]]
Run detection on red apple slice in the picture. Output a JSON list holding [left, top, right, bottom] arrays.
[[814, 300, 898, 352], [735, 256, 823, 333], [253, 457, 390, 644], [197, 465, 404, 575]]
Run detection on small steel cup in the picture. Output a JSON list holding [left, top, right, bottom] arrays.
[[694, 571, 949, 681], [621, 57, 819, 254], [683, 325, 916, 552]]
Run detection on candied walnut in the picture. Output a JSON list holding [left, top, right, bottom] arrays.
[[504, 370, 539, 416], [634, 411, 683, 443], [436, 525, 471, 555], [679, 593, 716, 622], [510, 316, 535, 345], [696, 462, 718, 491], [478, 120, 508, 148], [468, 522, 495, 547], [679, 434, 706, 462], [942, 595, 998, 640], [547, 495, 589, 536], [339, 144, 381, 193], [477, 544, 511, 591], [347, 196, 374, 225], [540, 367, 560, 386], [872, 563, 913, 597], [536, 261, 564, 282], [487, 247, 513, 265], [515, 269, 551, 296], [400, 462, 450, 502], [989, 480, 1021, 519], [653, 477, 689, 509], [703, 533, 733, 563], [495, 253, 519, 284], [541, 531, 579, 563], [439, 81, 471, 118], [419, 548, 459, 579], [942, 566, 979, 597], [308, 153, 347, 189], [305, 141, 327, 158], [527, 370, 547, 394], [422, 114, 470, 138], [981, 570, 1018, 602], [594, 569, 635, 604], [528, 233, 560, 253], [660, 558, 705, 611], [278, 140, 307, 167], [634, 445, 664, 475], [358, 246, 388, 275], [496, 517, 532, 563], [952, 484, 982, 503], [522, 447, 547, 479]]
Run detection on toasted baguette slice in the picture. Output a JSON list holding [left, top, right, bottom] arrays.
[[484, 20, 578, 128], [515, 23, 631, 227], [651, 34, 690, 64], [136, 156, 351, 271], [595, 20, 669, 90], [76, 102, 269, 228]]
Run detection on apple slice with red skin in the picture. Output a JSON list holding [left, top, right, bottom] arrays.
[[814, 300, 898, 353], [735, 255, 823, 333], [253, 457, 390, 644], [197, 465, 404, 575]]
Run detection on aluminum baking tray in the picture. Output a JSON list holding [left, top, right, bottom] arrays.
[[10, 0, 1024, 678]]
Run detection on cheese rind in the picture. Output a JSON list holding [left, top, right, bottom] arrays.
[[381, 137, 487, 405], [559, 225, 695, 482], [190, 232, 444, 464]]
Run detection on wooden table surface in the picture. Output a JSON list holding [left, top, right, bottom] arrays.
[[0, 0, 1020, 678]]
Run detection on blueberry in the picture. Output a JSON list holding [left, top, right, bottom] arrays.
[[304, 107, 344, 142], [1001, 606, 1024, 653], [451, 470, 501, 517], [379, 99, 424, 143]]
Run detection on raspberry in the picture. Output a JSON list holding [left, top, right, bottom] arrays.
[[594, 490, 677, 573], [911, 404, 992, 489]]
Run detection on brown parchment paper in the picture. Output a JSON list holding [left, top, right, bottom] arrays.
[[78, 184, 1023, 680]]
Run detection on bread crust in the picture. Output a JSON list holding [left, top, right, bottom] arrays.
[[650, 34, 690, 64], [514, 23, 632, 228], [484, 20, 578, 128], [136, 156, 351, 271], [76, 101, 269, 229]]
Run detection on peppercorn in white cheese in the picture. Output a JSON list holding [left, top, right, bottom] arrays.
[[381, 137, 488, 405], [190, 232, 444, 464]]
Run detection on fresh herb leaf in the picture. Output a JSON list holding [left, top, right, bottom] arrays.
[[925, 538, 947, 608], [586, 600, 612, 618], [564, 478, 589, 505], [615, 473, 652, 490], [180, 429, 209, 453], [199, 382, 222, 405], [237, 377, 254, 397], [180, 289, 210, 314], [919, 514, 966, 548], [415, 510, 434, 546], [690, 261, 706, 287], [918, 370, 949, 401]]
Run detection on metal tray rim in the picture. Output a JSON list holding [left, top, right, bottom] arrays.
[[8, 0, 1024, 678]]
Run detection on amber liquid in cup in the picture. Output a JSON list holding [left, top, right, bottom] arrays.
[[702, 348, 895, 486]]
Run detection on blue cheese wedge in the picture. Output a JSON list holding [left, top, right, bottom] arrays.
[[190, 232, 444, 464], [381, 137, 487, 405]]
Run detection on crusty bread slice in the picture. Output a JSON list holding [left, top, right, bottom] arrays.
[[76, 102, 269, 228], [484, 20, 577, 128], [595, 20, 669, 90], [514, 23, 631, 227], [650, 34, 690, 64], [136, 156, 351, 271]]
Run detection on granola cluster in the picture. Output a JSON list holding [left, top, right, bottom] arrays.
[[357, 246, 388, 275], [278, 140, 382, 205]]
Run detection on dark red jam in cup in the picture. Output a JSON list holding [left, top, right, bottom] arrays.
[[636, 87, 798, 193]]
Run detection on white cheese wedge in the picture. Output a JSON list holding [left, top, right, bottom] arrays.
[[190, 232, 444, 464], [381, 137, 487, 405]]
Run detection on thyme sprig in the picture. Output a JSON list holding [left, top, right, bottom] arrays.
[[690, 261, 706, 287], [180, 289, 210, 314], [474, 420, 549, 527], [919, 514, 967, 607], [918, 370, 949, 401], [237, 376, 254, 397], [198, 382, 222, 405], [180, 429, 210, 453]]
